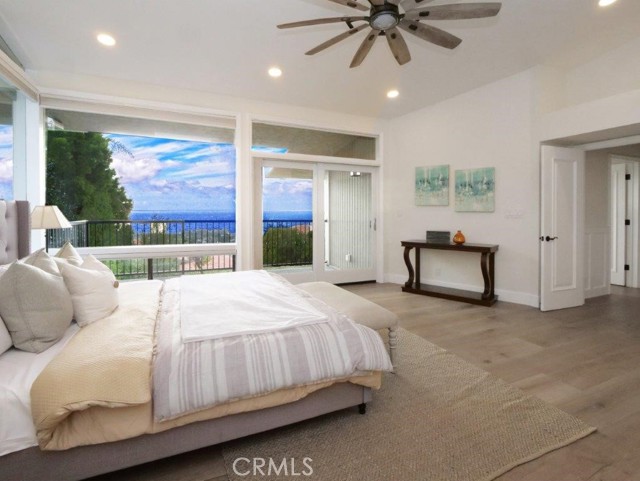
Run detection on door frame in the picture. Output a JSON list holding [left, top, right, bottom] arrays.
[[610, 155, 640, 288], [254, 157, 379, 284]]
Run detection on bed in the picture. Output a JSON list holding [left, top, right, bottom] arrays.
[[0, 200, 393, 481]]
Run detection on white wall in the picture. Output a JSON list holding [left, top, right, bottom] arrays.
[[383, 70, 540, 306], [565, 36, 640, 109]]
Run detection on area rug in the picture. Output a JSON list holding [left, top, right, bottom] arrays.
[[222, 328, 595, 481]]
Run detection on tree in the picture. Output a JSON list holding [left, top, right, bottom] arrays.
[[46, 131, 133, 221], [263, 227, 312, 266]]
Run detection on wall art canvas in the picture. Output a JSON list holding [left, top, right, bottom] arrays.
[[415, 165, 449, 206], [455, 167, 495, 212]]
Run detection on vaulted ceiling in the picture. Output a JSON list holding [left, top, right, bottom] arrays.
[[1, 0, 639, 118]]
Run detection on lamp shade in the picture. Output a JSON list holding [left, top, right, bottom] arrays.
[[31, 205, 72, 229]]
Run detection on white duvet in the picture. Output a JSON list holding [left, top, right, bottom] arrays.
[[0, 324, 79, 456], [180, 270, 328, 341]]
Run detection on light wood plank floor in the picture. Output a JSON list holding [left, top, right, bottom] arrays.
[[91, 284, 640, 481]]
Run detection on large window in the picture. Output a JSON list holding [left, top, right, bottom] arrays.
[[0, 78, 15, 200], [44, 109, 236, 279]]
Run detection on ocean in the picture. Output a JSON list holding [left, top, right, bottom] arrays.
[[129, 210, 312, 235]]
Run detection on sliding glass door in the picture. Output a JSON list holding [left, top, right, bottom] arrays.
[[259, 160, 376, 284]]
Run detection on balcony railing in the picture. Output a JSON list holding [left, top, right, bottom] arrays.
[[48, 218, 312, 279]]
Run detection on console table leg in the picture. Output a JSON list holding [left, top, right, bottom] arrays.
[[481, 252, 493, 300], [403, 246, 415, 288]]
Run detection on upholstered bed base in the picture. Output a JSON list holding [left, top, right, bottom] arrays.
[[0, 200, 31, 264], [0, 383, 371, 481]]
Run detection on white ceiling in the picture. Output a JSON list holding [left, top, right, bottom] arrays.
[[1, 0, 640, 118]]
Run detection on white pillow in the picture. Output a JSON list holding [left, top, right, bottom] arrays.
[[0, 315, 12, 355], [22, 249, 61, 276], [55, 242, 83, 266], [80, 254, 115, 275], [0, 262, 73, 353], [59, 263, 119, 327]]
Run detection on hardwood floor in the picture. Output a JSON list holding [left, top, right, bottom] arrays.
[[91, 284, 640, 481]]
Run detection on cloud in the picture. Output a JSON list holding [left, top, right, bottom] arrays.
[[0, 157, 12, 181], [177, 159, 233, 179], [111, 155, 163, 183]]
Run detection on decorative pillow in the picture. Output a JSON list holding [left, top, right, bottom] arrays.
[[80, 254, 115, 276], [59, 263, 119, 327], [55, 242, 83, 266], [23, 249, 61, 276], [0, 315, 12, 355], [0, 262, 73, 353]]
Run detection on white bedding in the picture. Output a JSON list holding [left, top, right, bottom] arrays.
[[0, 323, 79, 456], [180, 270, 328, 341], [0, 280, 161, 457]]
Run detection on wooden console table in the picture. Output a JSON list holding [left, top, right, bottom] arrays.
[[401, 240, 499, 306]]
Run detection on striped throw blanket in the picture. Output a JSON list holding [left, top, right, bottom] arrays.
[[153, 273, 393, 421]]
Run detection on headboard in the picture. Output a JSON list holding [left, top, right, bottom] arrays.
[[0, 200, 31, 264]]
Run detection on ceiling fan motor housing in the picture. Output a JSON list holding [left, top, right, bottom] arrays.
[[369, 4, 401, 31]]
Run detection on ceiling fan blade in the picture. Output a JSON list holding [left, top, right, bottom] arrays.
[[278, 16, 367, 29], [368, 0, 385, 5], [327, 0, 369, 11], [306, 24, 369, 56], [350, 29, 378, 68], [398, 19, 462, 49], [385, 28, 411, 65], [400, 0, 436, 11], [405, 3, 502, 21]]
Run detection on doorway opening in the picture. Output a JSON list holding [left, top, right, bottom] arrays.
[[540, 139, 640, 311]]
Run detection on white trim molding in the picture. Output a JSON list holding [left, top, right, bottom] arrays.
[[71, 243, 237, 260], [0, 49, 38, 101]]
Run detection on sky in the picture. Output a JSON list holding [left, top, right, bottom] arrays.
[[107, 133, 312, 213], [107, 133, 237, 213], [0, 125, 13, 200], [0, 126, 313, 213]]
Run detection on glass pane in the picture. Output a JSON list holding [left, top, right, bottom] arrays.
[[262, 166, 313, 271], [324, 170, 373, 271], [253, 122, 376, 160], [44, 110, 236, 250], [0, 77, 15, 201]]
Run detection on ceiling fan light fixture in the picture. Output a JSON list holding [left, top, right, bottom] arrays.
[[268, 67, 283, 78], [387, 89, 400, 99], [370, 11, 400, 31], [598, 0, 617, 6]]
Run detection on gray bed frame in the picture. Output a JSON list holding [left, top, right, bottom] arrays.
[[0, 200, 372, 481]]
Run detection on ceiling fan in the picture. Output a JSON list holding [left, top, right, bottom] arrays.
[[277, 0, 502, 67]]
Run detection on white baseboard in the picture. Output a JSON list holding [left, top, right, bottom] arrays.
[[383, 274, 539, 308]]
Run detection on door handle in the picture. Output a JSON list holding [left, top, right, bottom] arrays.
[[545, 236, 558, 242]]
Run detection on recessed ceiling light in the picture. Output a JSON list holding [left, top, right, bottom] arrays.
[[387, 89, 399, 99], [598, 0, 617, 6], [268, 67, 283, 78], [97, 33, 116, 47]]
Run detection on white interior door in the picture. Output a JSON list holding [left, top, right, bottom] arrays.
[[611, 162, 627, 286], [540, 145, 585, 311]]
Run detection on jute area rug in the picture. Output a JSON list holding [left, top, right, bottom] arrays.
[[222, 328, 595, 481]]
